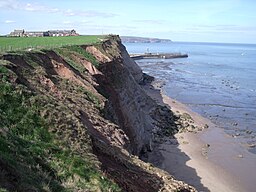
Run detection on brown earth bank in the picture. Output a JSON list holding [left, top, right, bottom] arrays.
[[0, 35, 197, 191]]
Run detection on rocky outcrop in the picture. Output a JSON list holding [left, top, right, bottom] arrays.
[[0, 35, 196, 191]]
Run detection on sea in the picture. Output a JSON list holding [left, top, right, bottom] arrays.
[[124, 42, 256, 154]]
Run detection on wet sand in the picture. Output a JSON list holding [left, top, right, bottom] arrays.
[[145, 81, 256, 192]]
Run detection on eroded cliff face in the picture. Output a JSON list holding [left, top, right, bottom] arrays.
[[0, 35, 196, 191], [85, 36, 178, 156]]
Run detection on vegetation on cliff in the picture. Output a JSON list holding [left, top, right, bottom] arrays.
[[0, 35, 196, 192], [0, 56, 120, 191]]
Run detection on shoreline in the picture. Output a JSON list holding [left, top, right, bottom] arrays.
[[145, 81, 256, 192]]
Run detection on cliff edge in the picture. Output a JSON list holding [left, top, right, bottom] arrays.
[[0, 35, 196, 191]]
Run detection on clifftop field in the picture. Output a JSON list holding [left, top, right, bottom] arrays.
[[0, 35, 103, 52]]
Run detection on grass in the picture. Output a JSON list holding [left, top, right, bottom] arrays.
[[65, 45, 100, 68], [54, 45, 100, 73], [77, 86, 102, 109], [0, 35, 105, 52], [0, 65, 121, 191]]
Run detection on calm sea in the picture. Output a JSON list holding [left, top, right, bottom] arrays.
[[124, 42, 256, 153]]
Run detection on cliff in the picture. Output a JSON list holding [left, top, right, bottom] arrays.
[[0, 35, 195, 191]]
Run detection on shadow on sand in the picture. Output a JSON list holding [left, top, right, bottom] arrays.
[[146, 84, 210, 192]]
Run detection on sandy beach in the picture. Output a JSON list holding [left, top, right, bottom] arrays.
[[145, 81, 256, 192]]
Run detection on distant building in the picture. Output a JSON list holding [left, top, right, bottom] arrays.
[[9, 29, 25, 37], [46, 29, 78, 37], [9, 29, 79, 37], [25, 31, 44, 37]]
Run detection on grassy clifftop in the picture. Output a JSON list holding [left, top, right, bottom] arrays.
[[0, 35, 105, 52]]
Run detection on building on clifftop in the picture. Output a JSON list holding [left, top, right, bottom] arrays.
[[45, 29, 78, 37], [9, 29, 79, 37], [9, 29, 25, 37]]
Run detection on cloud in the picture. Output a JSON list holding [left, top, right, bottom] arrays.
[[24, 3, 59, 12], [0, 0, 19, 9], [62, 20, 72, 24], [0, 0, 116, 18], [160, 23, 256, 36], [215, 25, 256, 32], [0, 0, 59, 13], [133, 19, 165, 25], [4, 20, 15, 24], [186, 24, 256, 33], [63, 9, 117, 18]]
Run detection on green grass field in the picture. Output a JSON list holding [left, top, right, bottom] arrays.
[[0, 35, 105, 52]]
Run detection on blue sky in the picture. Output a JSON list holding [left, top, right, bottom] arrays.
[[0, 0, 256, 43]]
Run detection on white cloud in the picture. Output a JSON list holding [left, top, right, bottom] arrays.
[[0, 0, 116, 18], [133, 19, 165, 25], [0, 0, 19, 9], [184, 24, 256, 34], [4, 20, 15, 24], [24, 3, 43, 11], [23, 2, 59, 13], [63, 9, 117, 18], [64, 9, 75, 16], [0, 0, 59, 13], [63, 20, 72, 24]]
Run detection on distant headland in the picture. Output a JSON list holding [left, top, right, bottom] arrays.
[[121, 36, 172, 43]]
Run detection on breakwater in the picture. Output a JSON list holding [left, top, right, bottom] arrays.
[[130, 53, 188, 60]]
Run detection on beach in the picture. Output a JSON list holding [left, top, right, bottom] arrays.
[[145, 81, 256, 192]]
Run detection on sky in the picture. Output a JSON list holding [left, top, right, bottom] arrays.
[[0, 0, 256, 43]]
